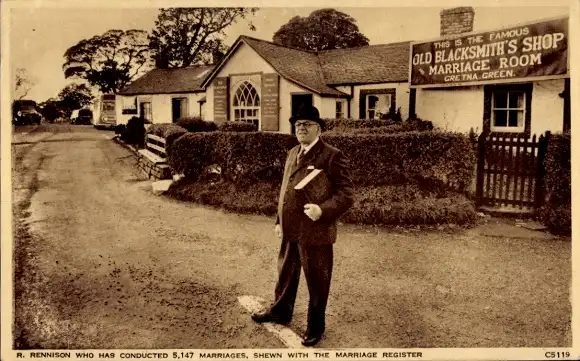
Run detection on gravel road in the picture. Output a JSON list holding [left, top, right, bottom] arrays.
[[12, 124, 571, 349]]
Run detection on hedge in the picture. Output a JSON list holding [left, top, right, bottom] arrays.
[[323, 118, 395, 132], [323, 132, 475, 191], [169, 131, 475, 192], [121, 116, 146, 148], [169, 132, 297, 182], [539, 134, 570, 235], [324, 118, 434, 134], [167, 180, 477, 225], [218, 121, 258, 132], [342, 184, 476, 225], [176, 116, 218, 132], [146, 123, 187, 157]]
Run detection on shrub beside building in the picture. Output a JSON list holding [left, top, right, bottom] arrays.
[[166, 127, 478, 226], [539, 134, 571, 235]]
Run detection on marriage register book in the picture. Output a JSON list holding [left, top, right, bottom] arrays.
[[294, 169, 332, 204]]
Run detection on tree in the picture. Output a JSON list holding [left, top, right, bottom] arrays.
[[149, 8, 258, 68], [38, 98, 64, 122], [58, 83, 94, 113], [273, 9, 369, 52], [13, 68, 34, 100], [63, 29, 152, 93]]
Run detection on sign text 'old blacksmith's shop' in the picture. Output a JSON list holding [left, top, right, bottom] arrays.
[[410, 17, 568, 87]]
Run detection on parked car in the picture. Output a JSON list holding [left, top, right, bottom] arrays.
[[13, 99, 42, 125], [70, 109, 80, 123], [71, 109, 93, 125]]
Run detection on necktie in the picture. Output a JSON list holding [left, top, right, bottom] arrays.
[[297, 147, 304, 165]]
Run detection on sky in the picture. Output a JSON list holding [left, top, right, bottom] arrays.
[[5, 1, 571, 102]]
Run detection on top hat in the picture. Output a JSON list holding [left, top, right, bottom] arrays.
[[289, 104, 325, 129]]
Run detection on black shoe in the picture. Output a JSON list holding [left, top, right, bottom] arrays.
[[251, 311, 291, 325], [301, 332, 323, 347]]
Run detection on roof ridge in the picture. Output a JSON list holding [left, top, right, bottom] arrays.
[[318, 41, 412, 54], [239, 35, 410, 57], [240, 35, 318, 54], [154, 64, 215, 71]]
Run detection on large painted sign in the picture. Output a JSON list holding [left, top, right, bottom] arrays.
[[214, 77, 229, 122], [410, 17, 568, 87], [261, 73, 280, 131]]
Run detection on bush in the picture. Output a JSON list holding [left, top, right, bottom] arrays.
[[170, 132, 297, 181], [539, 134, 570, 235], [169, 132, 224, 179], [401, 117, 434, 131], [167, 180, 477, 225], [168, 178, 280, 216], [146, 123, 187, 158], [346, 125, 409, 134], [167, 131, 477, 226], [323, 116, 433, 135], [169, 131, 475, 192], [218, 121, 258, 132], [323, 132, 475, 191], [342, 185, 477, 225], [122, 116, 146, 148], [114, 124, 126, 135], [176, 116, 218, 132], [323, 118, 395, 132]]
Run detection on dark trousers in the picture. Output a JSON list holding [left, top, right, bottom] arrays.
[[269, 239, 333, 334]]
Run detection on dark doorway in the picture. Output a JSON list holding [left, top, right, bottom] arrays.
[[172, 98, 188, 122], [290, 94, 313, 134]]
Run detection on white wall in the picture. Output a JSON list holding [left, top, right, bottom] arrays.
[[352, 82, 410, 120], [319, 97, 348, 119], [416, 86, 483, 133], [279, 78, 315, 134], [530, 79, 565, 135], [116, 92, 205, 125], [206, 41, 321, 134], [115, 96, 132, 125], [205, 42, 277, 125], [415, 79, 566, 135]]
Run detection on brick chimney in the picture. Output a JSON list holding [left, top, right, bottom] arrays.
[[440, 7, 475, 36]]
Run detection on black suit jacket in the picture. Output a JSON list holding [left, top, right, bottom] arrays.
[[276, 139, 354, 245]]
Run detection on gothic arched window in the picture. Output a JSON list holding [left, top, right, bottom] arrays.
[[232, 81, 260, 128]]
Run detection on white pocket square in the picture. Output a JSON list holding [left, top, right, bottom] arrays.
[[307, 165, 315, 170]]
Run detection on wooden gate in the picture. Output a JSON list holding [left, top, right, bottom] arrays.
[[476, 132, 551, 211]]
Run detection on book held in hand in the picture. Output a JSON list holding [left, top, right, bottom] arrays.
[[294, 168, 332, 204]]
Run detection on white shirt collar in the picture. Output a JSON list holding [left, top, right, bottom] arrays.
[[301, 137, 320, 154]]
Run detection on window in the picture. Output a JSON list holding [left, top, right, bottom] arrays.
[[103, 102, 115, 111], [140, 102, 152, 122], [366, 94, 391, 119], [491, 90, 525, 132], [121, 96, 137, 115], [359, 89, 396, 120], [233, 81, 260, 128], [336, 101, 346, 118], [484, 84, 532, 135]]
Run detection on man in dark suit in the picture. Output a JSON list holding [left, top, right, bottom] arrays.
[[251, 105, 354, 346]]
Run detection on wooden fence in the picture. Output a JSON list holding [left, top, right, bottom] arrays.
[[475, 132, 551, 210]]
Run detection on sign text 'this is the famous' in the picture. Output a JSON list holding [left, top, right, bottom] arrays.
[[410, 18, 568, 86]]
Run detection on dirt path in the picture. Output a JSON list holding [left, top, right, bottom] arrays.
[[12, 124, 571, 349]]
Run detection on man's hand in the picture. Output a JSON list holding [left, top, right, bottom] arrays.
[[274, 224, 282, 239], [304, 204, 322, 221]]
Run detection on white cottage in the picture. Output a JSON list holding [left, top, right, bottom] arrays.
[[410, 7, 570, 137], [116, 65, 214, 125], [201, 35, 411, 133]]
